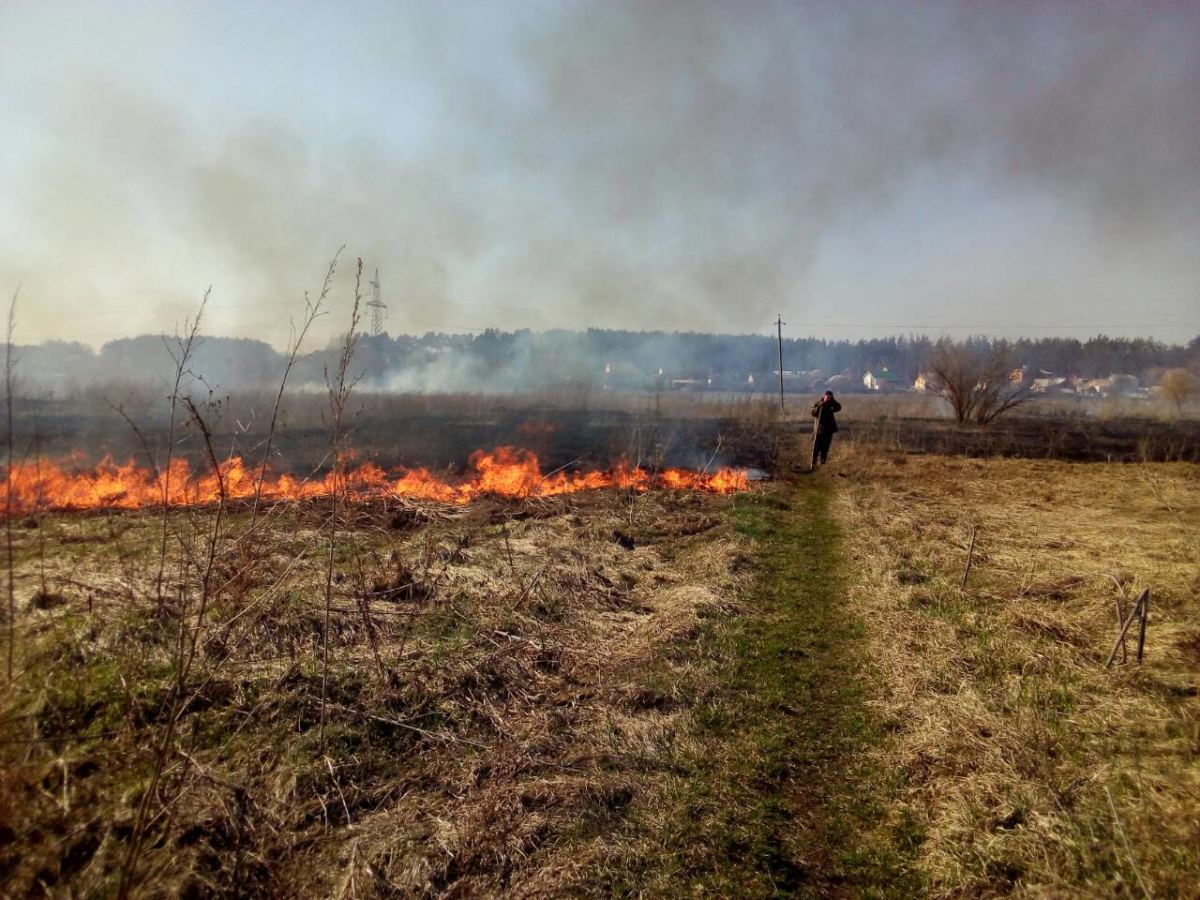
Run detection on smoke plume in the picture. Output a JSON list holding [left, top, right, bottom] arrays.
[[1, 0, 1197, 346]]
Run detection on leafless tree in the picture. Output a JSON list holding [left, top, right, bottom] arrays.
[[927, 339, 1034, 425]]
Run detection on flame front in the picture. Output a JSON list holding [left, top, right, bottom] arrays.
[[2, 447, 749, 514]]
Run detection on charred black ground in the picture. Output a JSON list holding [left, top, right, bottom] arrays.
[[13, 393, 1200, 488]]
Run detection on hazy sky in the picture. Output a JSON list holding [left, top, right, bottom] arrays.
[[2, 0, 1198, 348]]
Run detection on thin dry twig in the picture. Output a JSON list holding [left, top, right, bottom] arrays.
[[155, 289, 209, 610], [1106, 786, 1153, 899], [321, 258, 363, 751], [4, 285, 19, 683], [251, 249, 342, 526]]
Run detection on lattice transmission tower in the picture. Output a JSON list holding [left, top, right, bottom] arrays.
[[365, 268, 387, 336]]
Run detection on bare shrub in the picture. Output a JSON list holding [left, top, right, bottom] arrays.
[[926, 339, 1034, 424], [1158, 367, 1198, 414]]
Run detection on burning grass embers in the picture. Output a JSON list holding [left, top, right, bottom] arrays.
[[831, 449, 1200, 896], [0, 486, 749, 896]]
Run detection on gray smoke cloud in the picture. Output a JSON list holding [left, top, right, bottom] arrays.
[[1, 0, 1197, 347]]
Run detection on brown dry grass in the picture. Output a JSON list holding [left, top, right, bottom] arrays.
[[0, 488, 747, 897], [7, 435, 1198, 897], [830, 446, 1200, 896]]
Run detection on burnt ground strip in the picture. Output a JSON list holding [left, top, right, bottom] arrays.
[[12, 404, 779, 473], [15, 400, 1198, 485], [839, 414, 1200, 462]]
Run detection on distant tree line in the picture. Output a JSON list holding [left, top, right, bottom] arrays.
[[11, 330, 1200, 397]]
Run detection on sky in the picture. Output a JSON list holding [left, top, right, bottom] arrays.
[[1, 0, 1198, 348]]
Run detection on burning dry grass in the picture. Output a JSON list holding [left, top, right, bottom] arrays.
[[0, 487, 749, 896], [2, 448, 750, 514], [831, 448, 1200, 896]]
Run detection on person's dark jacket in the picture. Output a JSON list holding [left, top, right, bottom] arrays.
[[811, 398, 841, 434]]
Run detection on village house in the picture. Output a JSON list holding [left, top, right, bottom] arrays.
[[1030, 373, 1075, 394], [1076, 374, 1141, 397], [863, 368, 901, 391]]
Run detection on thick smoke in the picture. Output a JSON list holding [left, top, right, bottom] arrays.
[[1, 0, 1197, 347]]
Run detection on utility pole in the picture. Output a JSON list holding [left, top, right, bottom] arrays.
[[776, 314, 786, 414]]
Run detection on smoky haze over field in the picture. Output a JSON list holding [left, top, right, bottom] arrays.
[[10, 331, 1199, 403], [1, 1, 1198, 346]]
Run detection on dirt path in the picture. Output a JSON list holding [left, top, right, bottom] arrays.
[[606, 476, 920, 896]]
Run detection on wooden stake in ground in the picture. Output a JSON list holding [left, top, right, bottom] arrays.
[[960, 525, 978, 592], [1114, 595, 1128, 665], [1105, 588, 1149, 669], [1136, 589, 1150, 664]]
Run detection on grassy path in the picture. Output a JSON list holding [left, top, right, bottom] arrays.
[[611, 477, 920, 896]]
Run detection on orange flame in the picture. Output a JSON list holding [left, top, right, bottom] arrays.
[[2, 447, 749, 514]]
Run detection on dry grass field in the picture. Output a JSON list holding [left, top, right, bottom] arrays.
[[0, 487, 753, 896], [832, 448, 1200, 896], [2, 433, 1198, 897]]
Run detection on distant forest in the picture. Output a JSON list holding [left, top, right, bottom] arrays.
[[11, 329, 1200, 397]]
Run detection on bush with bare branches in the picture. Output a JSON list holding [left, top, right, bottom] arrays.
[[926, 339, 1034, 424], [1158, 367, 1198, 414]]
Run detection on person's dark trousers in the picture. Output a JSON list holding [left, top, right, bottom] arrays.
[[812, 432, 833, 468]]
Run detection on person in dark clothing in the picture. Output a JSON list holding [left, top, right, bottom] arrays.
[[810, 390, 841, 470]]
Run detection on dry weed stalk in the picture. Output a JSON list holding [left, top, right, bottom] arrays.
[[321, 258, 364, 749], [251, 249, 343, 526], [117, 393, 232, 899], [4, 286, 18, 683], [155, 289, 209, 610]]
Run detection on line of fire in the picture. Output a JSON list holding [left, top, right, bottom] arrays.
[[2, 447, 751, 514]]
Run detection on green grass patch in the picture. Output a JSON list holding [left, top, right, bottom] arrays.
[[606, 479, 922, 896]]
